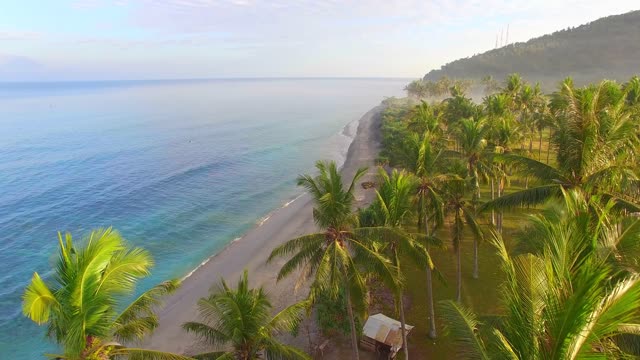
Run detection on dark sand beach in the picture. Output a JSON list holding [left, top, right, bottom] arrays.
[[143, 105, 384, 354]]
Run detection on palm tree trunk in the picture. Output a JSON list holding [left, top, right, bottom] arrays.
[[490, 178, 495, 226], [546, 133, 552, 164], [456, 243, 462, 303], [398, 294, 409, 360], [470, 164, 480, 204], [538, 129, 543, 160], [345, 286, 360, 360], [472, 236, 479, 279], [417, 194, 424, 229], [497, 178, 503, 234], [424, 218, 437, 339]]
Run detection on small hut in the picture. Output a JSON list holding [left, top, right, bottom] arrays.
[[360, 313, 414, 359]]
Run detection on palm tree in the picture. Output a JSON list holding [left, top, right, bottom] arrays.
[[448, 118, 490, 281], [529, 83, 549, 161], [442, 190, 640, 359], [22, 228, 189, 360], [267, 161, 397, 360], [503, 73, 523, 107], [451, 117, 490, 206], [183, 270, 310, 360], [404, 79, 427, 99], [366, 168, 432, 359], [444, 180, 484, 302], [623, 75, 640, 107], [483, 80, 640, 211], [407, 101, 442, 136], [412, 132, 449, 338]]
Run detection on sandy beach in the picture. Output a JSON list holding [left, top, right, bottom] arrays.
[[143, 104, 384, 355]]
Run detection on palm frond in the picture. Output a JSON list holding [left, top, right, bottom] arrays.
[[350, 238, 401, 293], [263, 337, 312, 360], [112, 347, 195, 360], [440, 300, 491, 360], [268, 299, 311, 335], [97, 246, 153, 295], [480, 184, 562, 211], [190, 351, 229, 360], [112, 279, 180, 342], [500, 154, 565, 182], [181, 322, 229, 347], [22, 272, 59, 324], [269, 234, 325, 281]]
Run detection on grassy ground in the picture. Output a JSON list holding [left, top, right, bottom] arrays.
[[392, 169, 547, 358], [400, 208, 527, 359]]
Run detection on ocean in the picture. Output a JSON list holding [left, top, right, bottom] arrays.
[[0, 78, 408, 358]]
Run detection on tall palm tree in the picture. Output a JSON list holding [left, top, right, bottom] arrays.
[[483, 80, 640, 211], [448, 118, 489, 280], [22, 228, 189, 360], [451, 117, 490, 205], [444, 180, 484, 302], [412, 132, 449, 338], [366, 168, 432, 359], [442, 190, 640, 359], [519, 83, 547, 159], [267, 161, 397, 360], [183, 270, 310, 360], [483, 93, 521, 230]]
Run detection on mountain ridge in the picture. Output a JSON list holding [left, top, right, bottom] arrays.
[[424, 10, 640, 87]]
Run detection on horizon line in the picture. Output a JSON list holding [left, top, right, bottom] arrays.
[[0, 76, 416, 84]]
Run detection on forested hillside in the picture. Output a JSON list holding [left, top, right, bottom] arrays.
[[424, 10, 640, 87]]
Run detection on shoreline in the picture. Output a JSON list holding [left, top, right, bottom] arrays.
[[143, 104, 384, 355]]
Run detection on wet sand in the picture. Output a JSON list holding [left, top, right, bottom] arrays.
[[143, 105, 384, 355]]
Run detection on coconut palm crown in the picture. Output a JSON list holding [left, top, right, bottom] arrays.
[[22, 228, 188, 360], [442, 190, 640, 359], [182, 270, 310, 360]]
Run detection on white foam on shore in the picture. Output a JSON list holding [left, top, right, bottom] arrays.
[[181, 236, 243, 281], [257, 192, 307, 227], [257, 215, 271, 226], [333, 117, 361, 170], [283, 193, 305, 207]]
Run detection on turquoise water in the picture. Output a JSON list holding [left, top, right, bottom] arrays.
[[0, 78, 407, 358]]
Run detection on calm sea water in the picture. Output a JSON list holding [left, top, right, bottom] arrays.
[[0, 78, 407, 358]]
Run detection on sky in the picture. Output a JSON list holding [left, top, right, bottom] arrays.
[[0, 0, 637, 81]]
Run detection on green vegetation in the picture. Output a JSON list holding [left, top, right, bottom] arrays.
[[424, 11, 640, 87], [405, 77, 474, 99], [22, 228, 188, 360], [375, 73, 640, 358], [182, 270, 310, 360], [443, 190, 640, 358]]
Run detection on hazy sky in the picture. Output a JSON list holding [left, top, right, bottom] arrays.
[[0, 0, 637, 81]]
